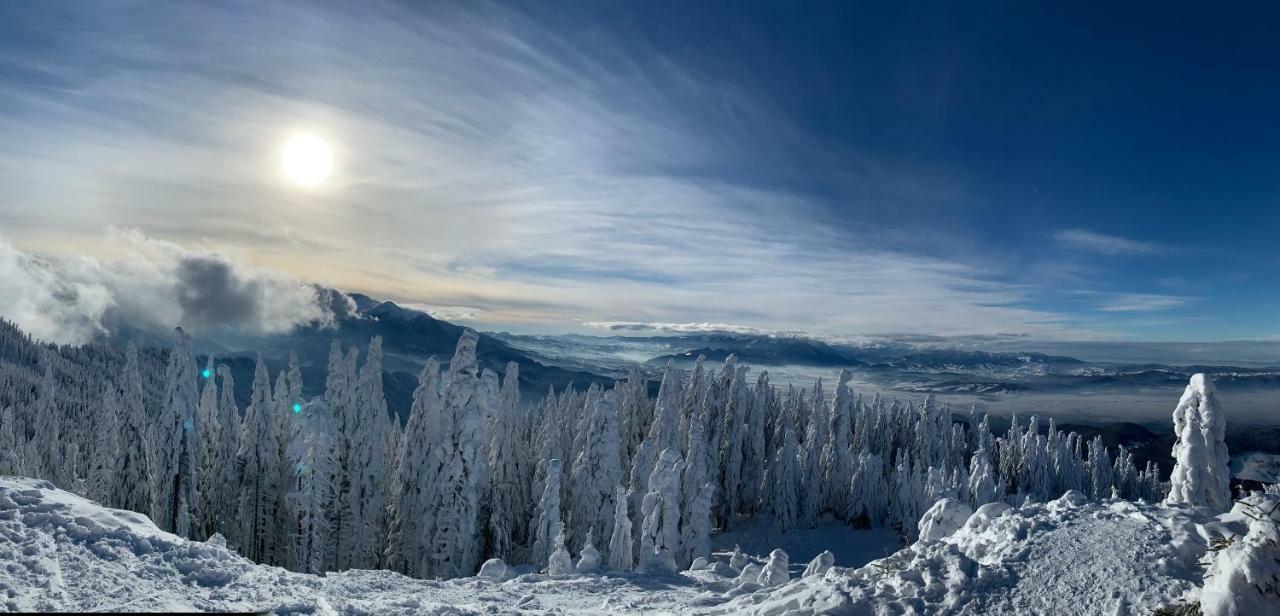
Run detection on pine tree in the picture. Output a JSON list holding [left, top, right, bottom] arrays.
[[847, 452, 887, 527], [385, 358, 445, 577], [570, 389, 621, 559], [822, 370, 856, 516], [639, 448, 683, 572], [343, 337, 391, 569], [32, 358, 62, 485], [718, 364, 749, 529], [118, 343, 152, 516], [486, 362, 524, 561], [236, 354, 278, 562], [0, 406, 21, 476], [769, 414, 801, 533], [151, 328, 199, 537], [531, 458, 564, 571], [627, 364, 681, 544], [679, 405, 710, 567], [740, 370, 770, 515], [283, 398, 338, 574], [1166, 373, 1231, 511], [88, 383, 122, 506], [799, 380, 827, 527], [607, 485, 633, 571], [430, 330, 491, 578]]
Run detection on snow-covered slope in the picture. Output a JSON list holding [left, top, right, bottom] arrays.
[[1, 476, 1254, 615]]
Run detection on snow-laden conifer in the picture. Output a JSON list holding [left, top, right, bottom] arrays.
[[151, 328, 199, 537], [607, 485, 633, 571], [1165, 373, 1231, 511]]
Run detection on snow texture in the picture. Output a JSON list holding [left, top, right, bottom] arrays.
[[0, 477, 1248, 615]]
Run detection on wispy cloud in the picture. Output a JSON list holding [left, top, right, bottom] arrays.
[[0, 2, 1105, 340], [583, 321, 786, 335], [1055, 229, 1167, 255], [1096, 293, 1193, 313]]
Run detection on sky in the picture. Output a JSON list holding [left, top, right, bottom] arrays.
[[1, 1, 1279, 344]]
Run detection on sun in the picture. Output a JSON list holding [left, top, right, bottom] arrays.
[[281, 133, 333, 187]]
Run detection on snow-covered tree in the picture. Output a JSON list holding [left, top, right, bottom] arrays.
[[283, 399, 338, 574], [547, 523, 573, 575], [768, 415, 801, 533], [385, 357, 445, 577], [627, 364, 681, 543], [430, 330, 491, 578], [487, 362, 525, 561], [0, 405, 23, 476], [194, 357, 220, 536], [799, 380, 827, 527], [236, 354, 278, 562], [741, 370, 770, 514], [822, 370, 856, 515], [88, 383, 121, 506], [967, 445, 1001, 508], [717, 364, 749, 528], [679, 398, 710, 566], [617, 370, 651, 471], [1165, 373, 1231, 511], [570, 389, 621, 558], [607, 485, 633, 571], [32, 358, 62, 485], [151, 328, 199, 537], [117, 343, 152, 516], [847, 452, 887, 527], [531, 458, 564, 571], [679, 481, 714, 569], [639, 448, 683, 572]]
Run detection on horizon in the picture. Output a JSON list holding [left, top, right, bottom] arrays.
[[4, 2, 1280, 346]]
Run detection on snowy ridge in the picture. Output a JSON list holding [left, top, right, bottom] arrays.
[[2, 476, 1262, 615], [722, 492, 1216, 615]]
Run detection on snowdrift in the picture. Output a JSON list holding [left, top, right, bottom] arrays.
[[1, 476, 1255, 615]]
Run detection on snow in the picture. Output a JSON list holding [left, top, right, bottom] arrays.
[[1166, 373, 1232, 511], [6, 475, 1252, 615], [1200, 494, 1280, 615]]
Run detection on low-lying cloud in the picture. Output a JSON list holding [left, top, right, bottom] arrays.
[[0, 229, 336, 345]]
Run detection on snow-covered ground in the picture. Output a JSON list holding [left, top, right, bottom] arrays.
[[2, 476, 1257, 615]]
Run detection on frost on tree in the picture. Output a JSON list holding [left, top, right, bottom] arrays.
[[430, 329, 491, 579], [32, 357, 62, 486], [1200, 494, 1280, 615], [236, 354, 278, 562], [1165, 373, 1231, 511], [639, 448, 683, 573], [151, 328, 199, 537], [117, 342, 153, 516], [88, 383, 121, 507], [486, 362, 526, 561], [385, 357, 444, 577], [627, 363, 681, 548], [607, 485, 633, 571], [283, 399, 338, 573], [570, 389, 621, 560], [531, 458, 564, 572]]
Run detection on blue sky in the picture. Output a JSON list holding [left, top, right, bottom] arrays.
[[1, 1, 1278, 343]]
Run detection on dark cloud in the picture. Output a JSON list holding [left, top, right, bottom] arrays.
[[175, 256, 261, 329]]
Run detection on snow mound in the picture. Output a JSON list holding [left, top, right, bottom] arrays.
[[0, 478, 1243, 615], [718, 495, 1226, 616]]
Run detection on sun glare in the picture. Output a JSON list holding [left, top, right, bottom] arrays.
[[281, 133, 333, 187]]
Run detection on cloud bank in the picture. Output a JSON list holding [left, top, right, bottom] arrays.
[[0, 229, 333, 345]]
